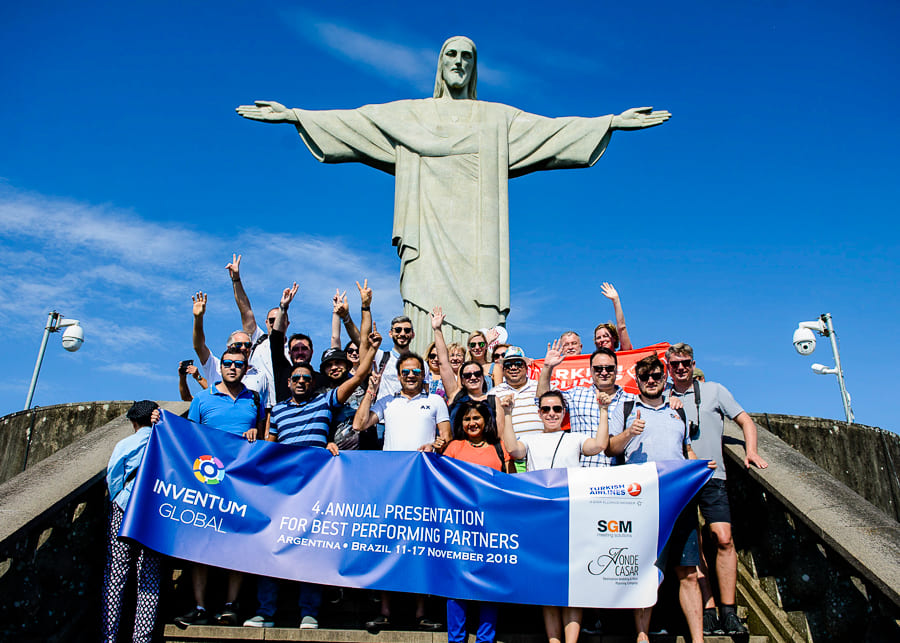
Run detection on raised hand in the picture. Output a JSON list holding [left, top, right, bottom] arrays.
[[596, 391, 612, 408], [431, 306, 445, 331], [333, 289, 349, 316], [544, 339, 564, 368], [600, 282, 619, 302], [192, 291, 208, 317], [611, 107, 671, 131], [225, 253, 241, 281], [369, 322, 383, 349], [498, 393, 515, 414], [235, 100, 299, 123], [357, 279, 373, 308], [281, 282, 299, 308], [367, 370, 383, 395], [485, 327, 500, 343]]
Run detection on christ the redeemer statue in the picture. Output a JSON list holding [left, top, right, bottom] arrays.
[[237, 36, 669, 347]]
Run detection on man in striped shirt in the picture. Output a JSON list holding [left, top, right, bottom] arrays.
[[243, 327, 380, 629]]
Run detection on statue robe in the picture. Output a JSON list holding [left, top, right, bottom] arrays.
[[292, 98, 613, 349]]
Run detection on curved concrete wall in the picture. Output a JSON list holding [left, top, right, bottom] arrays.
[[0, 402, 132, 485], [752, 413, 900, 522]]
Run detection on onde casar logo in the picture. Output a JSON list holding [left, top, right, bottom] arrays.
[[193, 455, 225, 485]]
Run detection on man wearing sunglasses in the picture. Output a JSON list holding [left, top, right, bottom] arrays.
[[243, 333, 381, 630], [352, 353, 451, 633], [178, 348, 267, 629], [607, 354, 710, 643], [371, 316, 416, 402], [489, 347, 542, 472], [192, 289, 275, 413], [538, 342, 634, 467], [666, 343, 767, 636]]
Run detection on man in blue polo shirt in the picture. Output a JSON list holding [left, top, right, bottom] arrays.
[[176, 348, 266, 629], [607, 354, 711, 643], [242, 324, 381, 629]]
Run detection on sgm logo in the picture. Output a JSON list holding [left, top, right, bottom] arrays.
[[597, 519, 632, 533]]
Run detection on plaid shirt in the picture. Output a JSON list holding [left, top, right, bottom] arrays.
[[561, 385, 633, 467]]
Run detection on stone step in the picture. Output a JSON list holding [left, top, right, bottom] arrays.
[[163, 626, 768, 643]]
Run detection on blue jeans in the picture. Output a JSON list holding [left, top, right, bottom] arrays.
[[255, 577, 322, 619], [447, 598, 498, 643]]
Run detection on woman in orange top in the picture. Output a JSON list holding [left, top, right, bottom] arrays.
[[433, 399, 509, 643]]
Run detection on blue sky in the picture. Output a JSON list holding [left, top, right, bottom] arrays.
[[2, 1, 898, 431]]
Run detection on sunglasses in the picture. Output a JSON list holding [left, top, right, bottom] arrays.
[[427, 353, 438, 360], [503, 361, 525, 370], [592, 365, 616, 375], [400, 368, 423, 376], [392, 327, 413, 335], [266, 317, 277, 325], [493, 352, 507, 361], [539, 405, 564, 413], [468, 341, 486, 348], [461, 371, 483, 380], [637, 371, 665, 382], [290, 373, 314, 382], [345, 347, 359, 355], [669, 359, 693, 370], [221, 359, 246, 369], [228, 342, 252, 350]]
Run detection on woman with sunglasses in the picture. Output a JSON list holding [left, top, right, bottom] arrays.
[[498, 389, 611, 643], [431, 400, 509, 643], [466, 330, 491, 375], [423, 341, 448, 400], [430, 307, 494, 421]]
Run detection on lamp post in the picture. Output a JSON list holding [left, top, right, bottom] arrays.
[[24, 311, 85, 410], [792, 312, 853, 423]]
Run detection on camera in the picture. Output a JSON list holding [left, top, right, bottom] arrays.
[[61, 324, 84, 352], [792, 327, 816, 356], [179, 359, 194, 374]]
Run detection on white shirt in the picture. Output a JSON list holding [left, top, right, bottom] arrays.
[[491, 380, 542, 436], [519, 431, 589, 471], [372, 391, 449, 452]]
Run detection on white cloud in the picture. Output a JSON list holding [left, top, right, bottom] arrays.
[[0, 185, 401, 377]]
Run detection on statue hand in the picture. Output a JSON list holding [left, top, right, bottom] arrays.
[[611, 107, 671, 131], [236, 100, 298, 124]]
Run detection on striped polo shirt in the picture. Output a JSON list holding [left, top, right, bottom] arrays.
[[269, 389, 341, 447]]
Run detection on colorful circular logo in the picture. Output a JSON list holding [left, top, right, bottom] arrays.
[[626, 482, 642, 497], [193, 455, 225, 485]]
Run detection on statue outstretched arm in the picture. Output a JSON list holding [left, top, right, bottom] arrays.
[[610, 107, 671, 131], [235, 100, 299, 124]]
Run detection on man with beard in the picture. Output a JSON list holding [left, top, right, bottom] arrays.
[[242, 322, 380, 629], [607, 354, 712, 643]]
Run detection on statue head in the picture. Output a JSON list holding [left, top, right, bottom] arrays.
[[433, 36, 477, 99]]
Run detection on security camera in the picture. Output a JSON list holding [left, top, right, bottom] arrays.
[[792, 327, 816, 355], [811, 363, 836, 375], [61, 324, 84, 352]]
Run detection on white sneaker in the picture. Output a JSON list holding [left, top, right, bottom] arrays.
[[300, 615, 319, 629], [243, 615, 274, 628]]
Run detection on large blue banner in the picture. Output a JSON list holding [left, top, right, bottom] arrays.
[[121, 411, 711, 608]]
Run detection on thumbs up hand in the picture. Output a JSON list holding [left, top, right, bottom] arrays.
[[627, 409, 645, 437]]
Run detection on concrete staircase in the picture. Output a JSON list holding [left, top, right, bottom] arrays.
[[1, 403, 898, 642]]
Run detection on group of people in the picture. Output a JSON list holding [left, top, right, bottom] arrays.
[[103, 255, 768, 643]]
